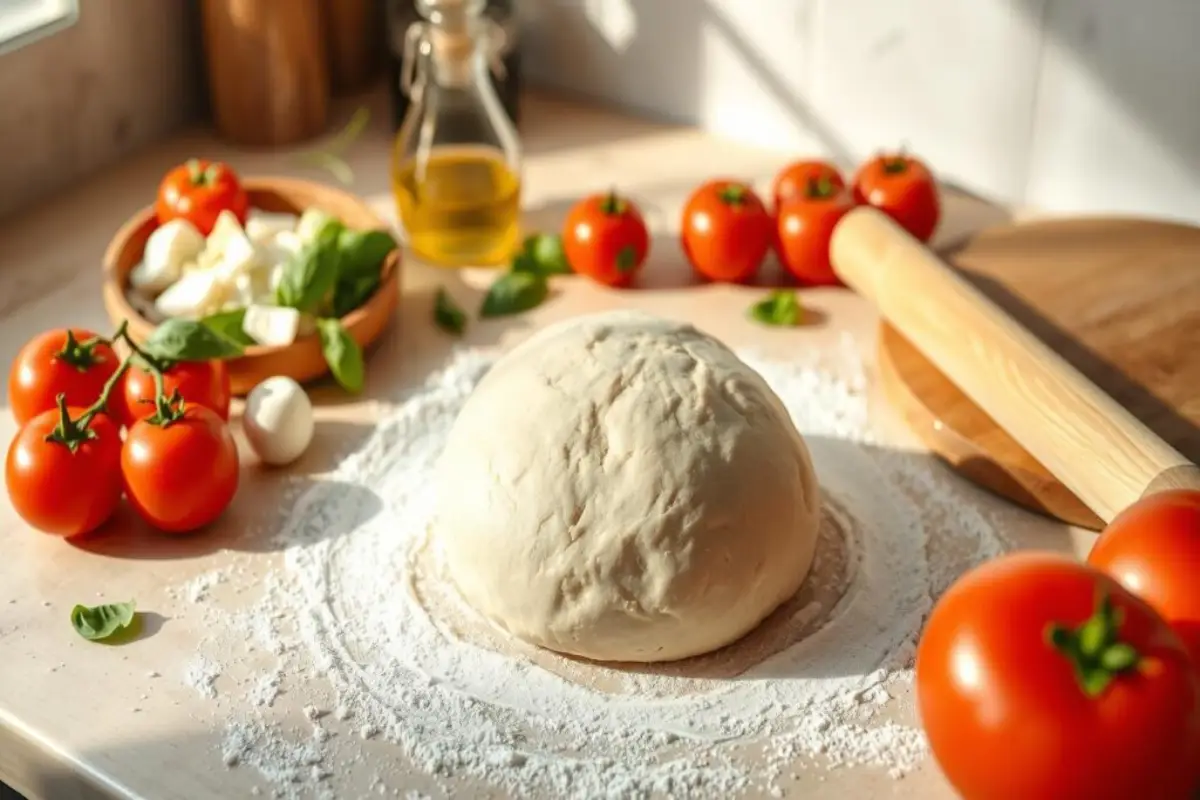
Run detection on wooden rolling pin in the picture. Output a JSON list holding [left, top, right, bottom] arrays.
[[829, 206, 1200, 524]]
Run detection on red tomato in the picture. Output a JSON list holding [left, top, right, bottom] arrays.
[[916, 552, 1200, 800], [775, 182, 855, 286], [561, 192, 651, 288], [5, 408, 123, 537], [122, 360, 231, 426], [122, 404, 239, 533], [8, 329, 121, 425], [155, 159, 249, 236], [771, 160, 845, 209], [1088, 489, 1200, 669], [851, 152, 940, 242], [680, 180, 773, 283]]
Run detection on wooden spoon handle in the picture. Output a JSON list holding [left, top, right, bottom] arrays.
[[830, 206, 1200, 524]]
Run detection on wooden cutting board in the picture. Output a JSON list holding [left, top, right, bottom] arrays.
[[878, 216, 1200, 530]]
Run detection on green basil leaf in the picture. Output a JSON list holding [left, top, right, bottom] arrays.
[[510, 250, 541, 274], [433, 288, 467, 336], [317, 318, 365, 394], [480, 271, 549, 318], [70, 601, 136, 641], [143, 318, 244, 362], [748, 290, 804, 327], [331, 273, 381, 319], [337, 229, 396, 280], [277, 241, 339, 313], [199, 309, 255, 347], [522, 233, 571, 275]]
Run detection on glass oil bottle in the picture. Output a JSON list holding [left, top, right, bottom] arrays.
[[392, 0, 522, 268]]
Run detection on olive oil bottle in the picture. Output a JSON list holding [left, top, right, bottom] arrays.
[[391, 0, 522, 268]]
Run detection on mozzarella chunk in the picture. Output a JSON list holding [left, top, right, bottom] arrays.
[[242, 303, 300, 348], [206, 210, 246, 254], [214, 226, 260, 282], [154, 269, 227, 319], [131, 219, 204, 293], [242, 376, 314, 466], [245, 210, 300, 245]]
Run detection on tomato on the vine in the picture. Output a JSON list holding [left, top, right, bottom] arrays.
[[680, 180, 773, 283], [775, 179, 855, 286], [6, 407, 123, 537], [771, 160, 845, 210], [1088, 489, 1200, 669], [916, 552, 1200, 800], [122, 359, 231, 426], [122, 403, 239, 533], [561, 191, 650, 288], [155, 159, 249, 236], [851, 152, 940, 242], [8, 329, 120, 425]]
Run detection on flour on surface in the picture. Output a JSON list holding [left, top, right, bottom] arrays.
[[181, 341, 1008, 798]]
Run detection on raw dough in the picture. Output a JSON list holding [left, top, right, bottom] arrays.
[[431, 311, 821, 662]]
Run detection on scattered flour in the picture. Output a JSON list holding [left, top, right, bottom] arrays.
[[179, 338, 1008, 798]]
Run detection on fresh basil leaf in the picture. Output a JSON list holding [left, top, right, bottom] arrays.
[[337, 229, 396, 280], [433, 288, 467, 336], [143, 318, 244, 362], [523, 233, 571, 275], [317, 318, 365, 393], [70, 601, 136, 641], [748, 290, 804, 327], [199, 309, 255, 347], [480, 271, 549, 318], [277, 241, 339, 313], [510, 250, 541, 274], [331, 273, 381, 318]]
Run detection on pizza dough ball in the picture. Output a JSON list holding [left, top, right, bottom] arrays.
[[432, 311, 821, 662]]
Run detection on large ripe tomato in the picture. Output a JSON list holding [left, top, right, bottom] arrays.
[[1088, 489, 1200, 669], [775, 181, 855, 286], [122, 359, 231, 426], [561, 192, 651, 288], [851, 152, 940, 242], [122, 404, 239, 533], [8, 329, 120, 425], [155, 159, 249, 236], [916, 552, 1200, 800], [5, 408, 123, 537], [680, 180, 773, 283], [771, 160, 845, 209]]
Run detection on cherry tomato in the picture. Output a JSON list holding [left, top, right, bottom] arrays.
[[122, 360, 231, 426], [771, 160, 845, 210], [6, 408, 123, 537], [8, 329, 120, 425], [561, 191, 651, 288], [122, 404, 239, 533], [155, 159, 249, 236], [917, 552, 1200, 800], [775, 180, 855, 286], [680, 180, 773, 283], [851, 152, 940, 242], [1088, 489, 1200, 669]]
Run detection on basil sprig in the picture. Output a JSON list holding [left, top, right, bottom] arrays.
[[71, 601, 137, 642], [748, 290, 804, 327]]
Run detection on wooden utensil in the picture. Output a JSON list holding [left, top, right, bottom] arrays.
[[102, 177, 400, 397], [200, 0, 330, 146], [875, 217, 1200, 529], [830, 207, 1200, 525]]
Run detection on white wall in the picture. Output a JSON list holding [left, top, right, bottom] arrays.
[[521, 0, 1200, 222]]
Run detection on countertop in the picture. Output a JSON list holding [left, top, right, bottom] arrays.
[[0, 89, 1091, 799]]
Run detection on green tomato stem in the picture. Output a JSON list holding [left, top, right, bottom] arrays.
[[1046, 592, 1142, 698]]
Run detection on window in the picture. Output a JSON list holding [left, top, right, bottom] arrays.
[[0, 0, 77, 56]]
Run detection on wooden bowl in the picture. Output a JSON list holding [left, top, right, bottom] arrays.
[[102, 177, 400, 396]]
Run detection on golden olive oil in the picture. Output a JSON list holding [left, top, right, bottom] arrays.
[[393, 146, 521, 268]]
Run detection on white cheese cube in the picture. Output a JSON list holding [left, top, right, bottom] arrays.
[[206, 210, 246, 254], [154, 269, 227, 319], [296, 207, 336, 244], [245, 210, 299, 245], [131, 219, 205, 293], [214, 228, 260, 282], [242, 304, 301, 348]]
